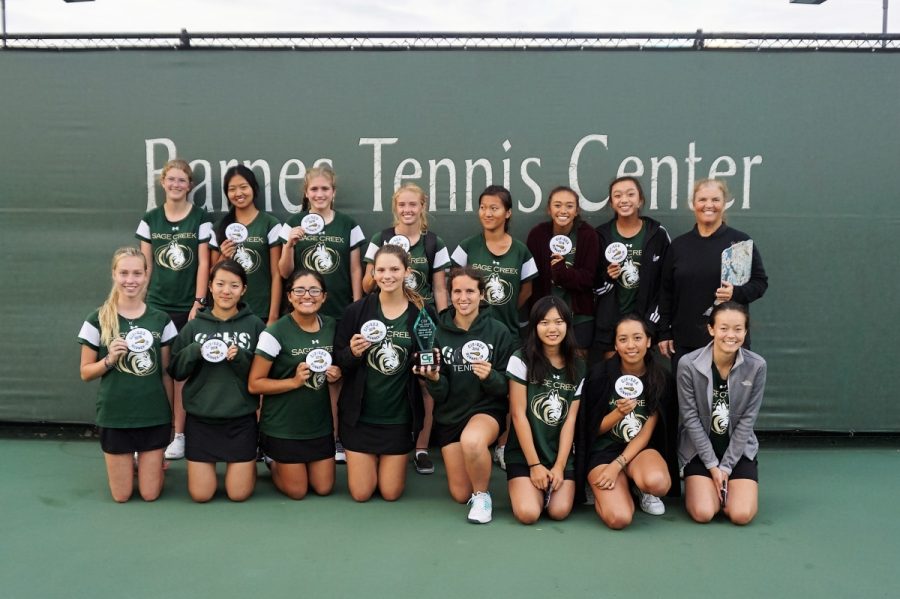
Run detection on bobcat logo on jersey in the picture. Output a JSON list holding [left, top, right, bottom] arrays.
[[233, 245, 260, 274], [484, 273, 512, 306], [156, 240, 193, 271], [711, 400, 729, 435], [367, 338, 406, 375], [531, 389, 568, 426], [302, 242, 339, 274], [117, 349, 158, 377], [615, 411, 645, 442], [405, 269, 424, 291], [620, 258, 640, 289], [306, 371, 327, 391]]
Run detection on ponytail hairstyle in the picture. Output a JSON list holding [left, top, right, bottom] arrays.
[[373, 244, 424, 310], [478, 185, 513, 232], [99, 247, 147, 347], [708, 300, 750, 330], [392, 183, 429, 233], [216, 165, 261, 246], [301, 165, 337, 212], [613, 314, 666, 414], [523, 296, 578, 384]]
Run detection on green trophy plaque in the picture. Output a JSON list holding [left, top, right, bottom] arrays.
[[413, 307, 437, 367]]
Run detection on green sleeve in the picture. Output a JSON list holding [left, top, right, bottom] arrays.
[[425, 373, 450, 403], [227, 347, 254, 381], [168, 337, 203, 381]]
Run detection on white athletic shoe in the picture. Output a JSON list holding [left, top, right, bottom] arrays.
[[634, 488, 666, 516], [334, 439, 347, 464], [467, 491, 493, 524], [164, 433, 185, 460], [492, 445, 506, 471]]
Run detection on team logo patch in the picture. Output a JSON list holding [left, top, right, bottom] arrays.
[[367, 338, 407, 375], [614, 412, 645, 442], [405, 269, 424, 291], [306, 371, 328, 390], [233, 245, 261, 274], [484, 273, 513, 306], [711, 400, 730, 434], [620, 258, 640, 289], [530, 389, 568, 426], [302, 242, 339, 274], [156, 240, 193, 271], [117, 348, 158, 377]]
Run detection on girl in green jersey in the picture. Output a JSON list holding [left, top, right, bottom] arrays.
[[505, 296, 584, 524], [78, 247, 175, 502], [249, 269, 341, 500]]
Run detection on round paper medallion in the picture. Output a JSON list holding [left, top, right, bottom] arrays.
[[201, 338, 229, 363], [305, 348, 332, 373], [461, 340, 490, 363], [605, 242, 628, 264], [360, 320, 387, 343], [225, 222, 248, 243], [615, 375, 644, 399], [301, 213, 326, 235], [549, 235, 573, 256], [125, 328, 153, 353]]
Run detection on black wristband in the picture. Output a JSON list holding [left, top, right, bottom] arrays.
[[528, 463, 541, 468]]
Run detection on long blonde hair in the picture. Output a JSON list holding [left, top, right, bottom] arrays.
[[98, 247, 147, 346], [391, 183, 429, 233], [373, 244, 424, 310]]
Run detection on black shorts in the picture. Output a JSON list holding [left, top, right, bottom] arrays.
[[167, 311, 190, 332], [683, 455, 759, 482], [587, 446, 625, 472], [573, 320, 594, 350], [259, 432, 335, 464], [184, 412, 258, 463], [339, 420, 414, 456], [431, 411, 506, 448], [99, 423, 170, 454], [506, 463, 575, 481]]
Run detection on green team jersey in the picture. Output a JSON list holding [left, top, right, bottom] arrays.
[[611, 222, 645, 315], [77, 308, 177, 428], [168, 305, 265, 420], [550, 226, 592, 326], [210, 212, 282, 320], [450, 234, 538, 335], [255, 314, 337, 440], [710, 364, 731, 459], [280, 210, 365, 319], [363, 230, 450, 303], [135, 204, 214, 313], [504, 351, 585, 470], [360, 305, 414, 425], [592, 382, 654, 454]]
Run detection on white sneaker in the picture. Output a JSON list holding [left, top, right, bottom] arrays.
[[492, 445, 506, 471], [164, 433, 185, 460], [467, 491, 493, 524], [334, 439, 347, 464], [635, 489, 665, 516]]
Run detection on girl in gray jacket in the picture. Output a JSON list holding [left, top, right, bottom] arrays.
[[678, 301, 766, 525]]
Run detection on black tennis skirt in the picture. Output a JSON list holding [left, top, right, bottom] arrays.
[[99, 423, 170, 454], [184, 412, 258, 463], [339, 420, 415, 456], [259, 432, 335, 464]]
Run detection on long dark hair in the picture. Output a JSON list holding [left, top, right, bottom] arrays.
[[613, 314, 665, 414], [215, 165, 261, 246], [478, 185, 513, 232], [523, 296, 578, 384], [708, 300, 750, 329]]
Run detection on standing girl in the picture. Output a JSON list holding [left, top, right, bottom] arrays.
[[278, 165, 365, 319], [526, 185, 599, 350], [78, 247, 176, 502], [578, 315, 673, 529], [333, 245, 427, 502], [363, 183, 451, 474], [135, 159, 213, 461], [678, 302, 766, 525], [211, 165, 283, 325], [593, 176, 670, 358], [248, 269, 341, 500], [505, 296, 584, 524], [168, 260, 265, 502], [415, 267, 516, 523]]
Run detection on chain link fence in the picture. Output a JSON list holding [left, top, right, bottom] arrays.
[[2, 31, 899, 51]]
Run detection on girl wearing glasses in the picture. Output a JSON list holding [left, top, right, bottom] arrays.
[[168, 260, 266, 502], [211, 165, 283, 325], [248, 269, 342, 500], [334, 245, 429, 502]]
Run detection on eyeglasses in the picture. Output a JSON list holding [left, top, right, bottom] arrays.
[[290, 287, 323, 297]]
